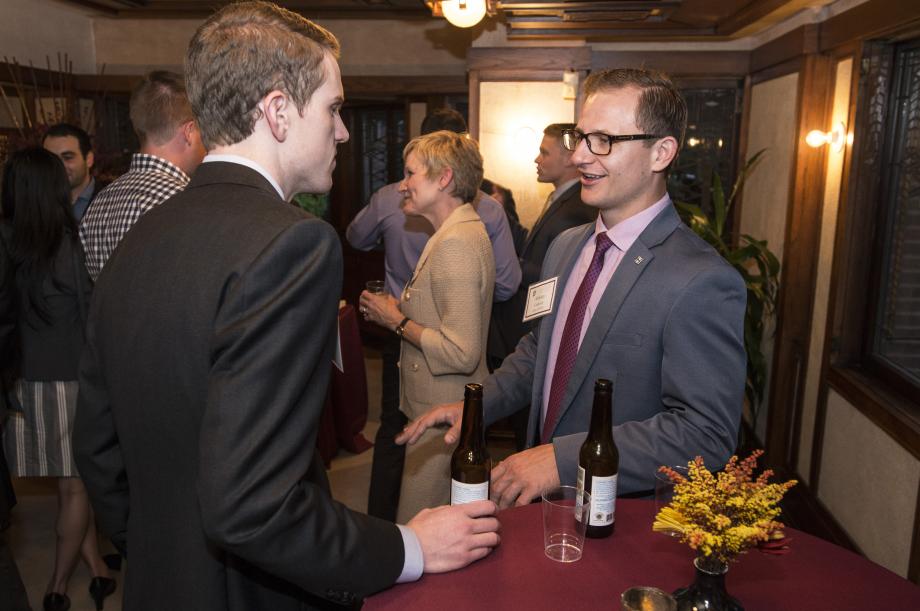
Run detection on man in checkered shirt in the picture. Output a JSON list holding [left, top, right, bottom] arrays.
[[80, 71, 206, 281]]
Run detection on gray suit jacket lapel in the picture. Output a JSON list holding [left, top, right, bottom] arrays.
[[546, 204, 683, 439], [530, 223, 595, 427]]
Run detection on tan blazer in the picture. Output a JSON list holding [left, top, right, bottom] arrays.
[[398, 203, 495, 421]]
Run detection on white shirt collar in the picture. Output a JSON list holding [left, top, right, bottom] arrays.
[[202, 154, 285, 199], [550, 177, 580, 203]]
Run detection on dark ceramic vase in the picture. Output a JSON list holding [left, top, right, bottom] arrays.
[[673, 556, 744, 611]]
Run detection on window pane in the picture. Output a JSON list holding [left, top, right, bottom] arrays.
[[874, 42, 920, 386]]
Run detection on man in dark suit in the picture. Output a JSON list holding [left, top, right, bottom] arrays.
[[73, 3, 499, 611], [487, 123, 596, 448], [400, 68, 746, 508]]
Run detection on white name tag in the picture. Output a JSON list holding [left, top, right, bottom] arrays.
[[522, 277, 558, 322]]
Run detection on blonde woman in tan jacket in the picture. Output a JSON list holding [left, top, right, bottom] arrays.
[[360, 131, 495, 523]]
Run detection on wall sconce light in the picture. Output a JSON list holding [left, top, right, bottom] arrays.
[[806, 121, 848, 152], [426, 0, 497, 28]]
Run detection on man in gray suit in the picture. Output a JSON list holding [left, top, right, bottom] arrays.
[[399, 68, 746, 507]]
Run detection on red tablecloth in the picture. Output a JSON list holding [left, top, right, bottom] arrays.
[[317, 304, 373, 466], [364, 499, 920, 610]]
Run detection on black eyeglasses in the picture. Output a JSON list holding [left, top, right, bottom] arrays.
[[561, 129, 663, 156]]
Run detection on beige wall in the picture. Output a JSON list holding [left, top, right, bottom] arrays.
[[478, 81, 575, 229], [92, 17, 471, 76], [798, 58, 853, 482], [739, 72, 800, 440], [818, 390, 920, 577], [0, 0, 96, 73]]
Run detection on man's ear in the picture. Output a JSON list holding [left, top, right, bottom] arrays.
[[86, 150, 95, 172], [650, 136, 679, 173], [181, 120, 196, 146], [261, 90, 290, 142]]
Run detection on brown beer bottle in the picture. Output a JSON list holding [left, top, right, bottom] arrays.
[[450, 383, 491, 505], [576, 378, 619, 538]]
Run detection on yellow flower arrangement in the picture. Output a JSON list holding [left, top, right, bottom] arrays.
[[653, 450, 796, 564]]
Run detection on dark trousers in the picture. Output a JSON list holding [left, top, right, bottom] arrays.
[[367, 335, 407, 521]]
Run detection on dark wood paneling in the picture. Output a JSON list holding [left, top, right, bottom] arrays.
[[467, 47, 591, 71], [72, 74, 141, 94], [468, 70, 480, 140], [820, 0, 920, 52], [590, 51, 749, 77], [751, 24, 818, 74], [764, 53, 835, 473], [716, 0, 795, 36], [342, 75, 467, 97]]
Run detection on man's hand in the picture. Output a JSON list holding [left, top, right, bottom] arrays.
[[407, 500, 500, 573], [395, 401, 462, 446], [490, 444, 560, 509]]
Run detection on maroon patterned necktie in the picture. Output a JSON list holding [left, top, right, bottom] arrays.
[[542, 232, 614, 443]]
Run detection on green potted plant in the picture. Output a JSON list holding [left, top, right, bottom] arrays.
[[674, 150, 780, 434]]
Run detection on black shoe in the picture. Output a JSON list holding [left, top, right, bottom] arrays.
[[43, 592, 71, 611], [88, 577, 116, 611]]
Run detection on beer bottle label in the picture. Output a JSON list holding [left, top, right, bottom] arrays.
[[451, 479, 489, 505], [588, 474, 617, 526]]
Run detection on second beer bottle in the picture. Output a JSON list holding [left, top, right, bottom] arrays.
[[450, 383, 491, 504], [576, 378, 619, 538]]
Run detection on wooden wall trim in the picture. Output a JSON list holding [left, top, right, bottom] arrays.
[[590, 51, 750, 77], [475, 69, 568, 82], [749, 56, 803, 84], [820, 0, 920, 52], [468, 70, 480, 140], [467, 47, 591, 71], [751, 24, 818, 74], [342, 75, 468, 96], [809, 50, 861, 493], [825, 367, 920, 462], [763, 52, 835, 473]]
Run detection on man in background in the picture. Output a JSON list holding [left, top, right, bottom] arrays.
[[43, 123, 104, 221], [487, 122, 596, 449], [74, 3, 498, 610], [346, 108, 521, 522], [79, 70, 206, 280]]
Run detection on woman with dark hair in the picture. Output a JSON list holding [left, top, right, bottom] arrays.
[[0, 148, 115, 611]]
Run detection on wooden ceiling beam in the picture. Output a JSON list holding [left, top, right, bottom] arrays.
[[715, 0, 802, 36]]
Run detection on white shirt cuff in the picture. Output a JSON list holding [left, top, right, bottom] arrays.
[[396, 524, 424, 583]]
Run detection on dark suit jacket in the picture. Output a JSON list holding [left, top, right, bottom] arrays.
[[483, 203, 746, 494], [74, 162, 404, 611], [487, 182, 595, 362]]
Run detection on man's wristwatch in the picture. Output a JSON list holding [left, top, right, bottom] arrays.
[[395, 317, 411, 338]]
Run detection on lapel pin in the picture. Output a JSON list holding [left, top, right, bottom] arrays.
[[634, 256, 644, 264]]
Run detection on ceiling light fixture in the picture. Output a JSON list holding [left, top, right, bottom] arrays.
[[426, 0, 497, 28]]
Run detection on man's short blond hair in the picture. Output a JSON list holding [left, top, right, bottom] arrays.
[[185, 0, 340, 149], [583, 68, 687, 150], [404, 131, 484, 204], [129, 71, 194, 147]]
